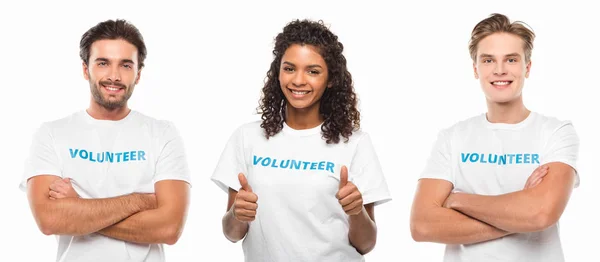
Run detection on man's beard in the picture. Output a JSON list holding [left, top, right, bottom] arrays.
[[90, 80, 133, 110]]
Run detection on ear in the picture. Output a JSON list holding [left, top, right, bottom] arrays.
[[473, 62, 479, 79], [135, 67, 142, 85], [525, 60, 532, 78], [82, 62, 90, 81]]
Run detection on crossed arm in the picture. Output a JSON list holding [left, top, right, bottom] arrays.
[[27, 175, 190, 245], [410, 162, 575, 245]]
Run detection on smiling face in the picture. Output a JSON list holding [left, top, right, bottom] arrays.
[[83, 39, 141, 110], [279, 44, 329, 114], [474, 32, 531, 104]]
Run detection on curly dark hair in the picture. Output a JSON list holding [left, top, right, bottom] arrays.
[[258, 19, 360, 144]]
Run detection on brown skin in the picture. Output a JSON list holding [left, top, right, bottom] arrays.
[[221, 44, 378, 254]]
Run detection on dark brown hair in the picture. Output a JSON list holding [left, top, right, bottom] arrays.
[[469, 13, 535, 62], [79, 19, 147, 69], [258, 19, 360, 144]]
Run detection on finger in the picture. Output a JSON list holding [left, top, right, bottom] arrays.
[[529, 177, 543, 188], [235, 209, 257, 217], [524, 166, 546, 188], [63, 177, 72, 184], [336, 182, 356, 200], [339, 165, 348, 190], [49, 190, 65, 199], [235, 215, 255, 222], [239, 191, 258, 203], [346, 205, 363, 215], [238, 173, 252, 192], [343, 199, 363, 212], [236, 201, 258, 211], [340, 191, 362, 207], [49, 197, 56, 200]]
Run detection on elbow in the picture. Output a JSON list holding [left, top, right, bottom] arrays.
[[356, 238, 377, 255], [410, 221, 430, 242], [35, 214, 57, 236], [530, 211, 559, 232], [163, 225, 183, 245]]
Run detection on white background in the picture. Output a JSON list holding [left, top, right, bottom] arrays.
[[1, 0, 598, 261]]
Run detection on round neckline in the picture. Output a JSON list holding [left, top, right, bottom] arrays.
[[82, 109, 135, 126], [282, 121, 323, 136], [483, 111, 536, 130]]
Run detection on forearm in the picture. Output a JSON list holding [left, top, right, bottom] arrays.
[[448, 191, 549, 233], [348, 207, 377, 255], [222, 207, 249, 242], [98, 208, 182, 245], [411, 207, 510, 245], [34, 193, 153, 236]]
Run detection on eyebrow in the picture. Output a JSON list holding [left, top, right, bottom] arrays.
[[282, 61, 323, 69], [479, 53, 522, 58], [93, 58, 135, 64]]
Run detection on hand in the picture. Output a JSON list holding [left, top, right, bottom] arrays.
[[233, 173, 258, 222], [336, 166, 364, 216], [49, 177, 80, 200], [443, 193, 455, 209], [523, 165, 549, 189]]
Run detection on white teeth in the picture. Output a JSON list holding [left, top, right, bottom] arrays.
[[291, 90, 309, 95], [106, 86, 120, 91], [493, 81, 510, 85]]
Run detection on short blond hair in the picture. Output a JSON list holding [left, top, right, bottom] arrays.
[[469, 13, 535, 62]]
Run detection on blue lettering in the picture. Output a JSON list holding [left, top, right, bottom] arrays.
[[271, 158, 279, 168], [480, 154, 487, 163], [508, 154, 515, 164], [89, 151, 96, 162], [116, 152, 123, 162], [318, 161, 325, 170], [261, 157, 271, 166], [310, 162, 317, 170], [461, 153, 470, 163], [123, 152, 130, 162], [326, 162, 335, 173], [532, 154, 539, 164], [499, 155, 506, 165], [488, 154, 498, 164], [253, 155, 262, 165], [292, 160, 301, 169], [302, 162, 310, 170], [469, 153, 479, 162], [79, 150, 88, 159], [524, 154, 531, 164], [130, 151, 136, 161], [138, 151, 146, 160], [97, 152, 104, 163], [516, 154, 523, 164], [106, 152, 114, 163], [280, 160, 290, 168], [69, 148, 78, 158]]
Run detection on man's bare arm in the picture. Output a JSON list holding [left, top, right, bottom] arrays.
[[410, 178, 510, 245], [27, 175, 155, 236], [96, 180, 190, 245], [445, 162, 575, 233]]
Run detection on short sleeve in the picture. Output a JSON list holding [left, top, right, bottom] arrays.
[[540, 122, 580, 187], [419, 129, 453, 185], [20, 123, 62, 191], [210, 127, 247, 194], [153, 122, 192, 185], [349, 133, 392, 206]]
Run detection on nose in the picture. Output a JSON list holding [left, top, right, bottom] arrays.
[[107, 64, 122, 82], [493, 62, 507, 76], [292, 71, 306, 87]]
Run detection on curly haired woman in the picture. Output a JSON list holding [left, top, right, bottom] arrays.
[[211, 19, 391, 262]]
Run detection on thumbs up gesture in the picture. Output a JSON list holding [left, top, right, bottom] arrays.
[[233, 173, 259, 222], [336, 166, 363, 216]]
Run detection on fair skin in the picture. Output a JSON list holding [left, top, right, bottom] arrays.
[[411, 32, 575, 243], [221, 44, 377, 254], [27, 38, 190, 245]]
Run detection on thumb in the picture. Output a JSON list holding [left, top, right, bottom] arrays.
[[238, 173, 252, 192], [339, 165, 348, 189]]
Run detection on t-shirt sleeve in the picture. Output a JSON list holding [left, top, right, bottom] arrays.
[[419, 129, 454, 185], [350, 133, 392, 206], [153, 122, 192, 186], [20, 123, 62, 191], [540, 121, 580, 187], [211, 127, 247, 194]]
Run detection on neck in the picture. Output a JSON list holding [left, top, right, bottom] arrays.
[[485, 96, 530, 124], [285, 104, 323, 130], [87, 101, 131, 121]]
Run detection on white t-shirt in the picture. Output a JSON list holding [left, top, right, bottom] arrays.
[[211, 121, 392, 262], [20, 110, 192, 262], [420, 112, 579, 262]]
